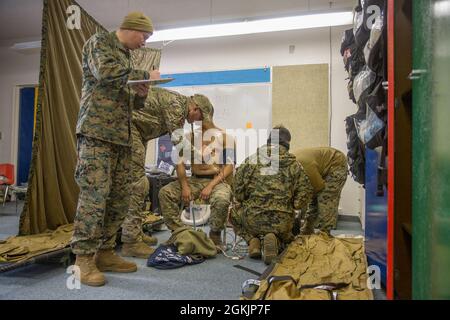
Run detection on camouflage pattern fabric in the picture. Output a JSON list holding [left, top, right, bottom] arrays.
[[120, 124, 149, 243], [132, 87, 188, 142], [230, 206, 296, 247], [120, 88, 189, 243], [76, 31, 149, 147], [231, 144, 314, 246], [301, 164, 348, 234], [159, 177, 232, 232], [71, 136, 132, 255]]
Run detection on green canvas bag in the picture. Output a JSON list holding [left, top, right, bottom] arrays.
[[167, 226, 217, 258]]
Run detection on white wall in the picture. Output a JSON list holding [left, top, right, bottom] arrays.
[[0, 25, 364, 216]]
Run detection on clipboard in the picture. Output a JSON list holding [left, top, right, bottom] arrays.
[[127, 78, 174, 85]]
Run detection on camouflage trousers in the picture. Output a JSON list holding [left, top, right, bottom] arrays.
[[71, 136, 132, 255], [121, 125, 149, 243], [159, 177, 231, 232], [301, 165, 348, 234], [230, 205, 295, 248]]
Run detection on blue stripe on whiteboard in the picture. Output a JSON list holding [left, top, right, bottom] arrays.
[[159, 68, 270, 87]]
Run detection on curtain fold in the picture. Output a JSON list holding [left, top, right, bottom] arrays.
[[20, 0, 161, 235]]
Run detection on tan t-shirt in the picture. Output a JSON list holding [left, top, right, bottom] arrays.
[[294, 147, 347, 193]]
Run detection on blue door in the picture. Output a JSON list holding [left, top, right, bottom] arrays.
[[17, 87, 36, 186], [365, 148, 388, 287]]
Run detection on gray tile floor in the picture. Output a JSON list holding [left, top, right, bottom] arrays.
[[0, 202, 22, 240], [0, 201, 385, 300]]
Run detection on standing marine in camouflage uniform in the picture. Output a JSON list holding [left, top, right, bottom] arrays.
[[294, 147, 348, 234], [159, 97, 235, 247], [230, 126, 314, 264], [120, 88, 207, 258], [71, 12, 157, 287]]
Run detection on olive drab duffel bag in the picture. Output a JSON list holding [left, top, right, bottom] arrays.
[[166, 226, 217, 258]]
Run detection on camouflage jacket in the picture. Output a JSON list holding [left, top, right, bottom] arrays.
[[233, 144, 314, 215], [132, 87, 188, 142], [76, 31, 149, 146]]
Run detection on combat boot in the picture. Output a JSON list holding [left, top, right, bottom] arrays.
[[248, 238, 261, 259], [262, 233, 279, 265], [95, 249, 137, 273], [142, 234, 158, 246], [121, 241, 155, 259], [74, 254, 106, 287], [209, 230, 223, 247]]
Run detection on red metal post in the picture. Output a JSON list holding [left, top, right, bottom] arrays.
[[387, 0, 395, 300]]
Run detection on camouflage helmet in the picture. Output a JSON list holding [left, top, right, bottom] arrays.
[[191, 94, 214, 123]]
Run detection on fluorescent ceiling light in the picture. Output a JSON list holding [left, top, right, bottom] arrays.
[[147, 11, 353, 43]]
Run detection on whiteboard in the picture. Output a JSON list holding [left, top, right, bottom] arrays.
[[161, 83, 272, 164], [166, 83, 272, 132]]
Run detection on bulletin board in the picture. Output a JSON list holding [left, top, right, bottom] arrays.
[[272, 64, 330, 151]]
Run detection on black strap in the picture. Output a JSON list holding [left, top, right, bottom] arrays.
[[233, 265, 262, 277]]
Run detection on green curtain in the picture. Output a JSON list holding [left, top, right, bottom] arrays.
[[19, 0, 161, 235]]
